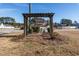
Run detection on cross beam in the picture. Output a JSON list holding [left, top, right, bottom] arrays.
[[23, 13, 54, 17]]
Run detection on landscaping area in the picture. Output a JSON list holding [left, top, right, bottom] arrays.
[[0, 29, 78, 56]]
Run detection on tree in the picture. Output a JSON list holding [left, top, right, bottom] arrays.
[[60, 19, 72, 26], [0, 17, 16, 24], [73, 21, 78, 26], [73, 21, 79, 28], [0, 17, 4, 23]]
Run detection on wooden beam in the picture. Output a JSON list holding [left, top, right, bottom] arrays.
[[23, 13, 54, 17], [24, 16, 28, 38], [24, 16, 26, 37], [49, 16, 53, 38], [28, 3, 31, 32], [26, 17, 28, 35]]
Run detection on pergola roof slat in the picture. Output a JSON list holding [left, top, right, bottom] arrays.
[[23, 13, 54, 17]]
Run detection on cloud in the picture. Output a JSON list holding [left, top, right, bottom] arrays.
[[0, 8, 16, 14]]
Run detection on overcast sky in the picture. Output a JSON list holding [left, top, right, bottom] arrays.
[[0, 3, 79, 23]]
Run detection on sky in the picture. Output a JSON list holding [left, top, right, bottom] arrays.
[[0, 3, 79, 23]]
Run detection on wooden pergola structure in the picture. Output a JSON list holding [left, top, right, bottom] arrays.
[[23, 13, 54, 38]]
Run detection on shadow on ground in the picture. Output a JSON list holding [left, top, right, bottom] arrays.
[[10, 32, 69, 45]]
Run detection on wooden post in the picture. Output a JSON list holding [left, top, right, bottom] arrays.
[[49, 16, 53, 38], [28, 3, 31, 33], [26, 17, 28, 35], [24, 16, 26, 37], [24, 16, 28, 38]]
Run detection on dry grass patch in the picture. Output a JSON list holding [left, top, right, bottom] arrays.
[[0, 31, 78, 56], [9, 32, 71, 56]]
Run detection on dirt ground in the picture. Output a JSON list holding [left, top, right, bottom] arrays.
[[55, 29, 79, 41], [0, 29, 79, 56]]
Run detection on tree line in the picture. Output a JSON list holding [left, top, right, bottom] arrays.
[[0, 17, 16, 24]]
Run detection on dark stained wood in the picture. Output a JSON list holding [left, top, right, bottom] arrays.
[[24, 16, 28, 37], [50, 16, 53, 38], [24, 16, 26, 37], [26, 17, 28, 35], [23, 13, 54, 38], [23, 13, 54, 17], [28, 3, 31, 32]]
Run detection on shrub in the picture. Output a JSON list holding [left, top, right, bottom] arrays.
[[47, 28, 50, 33], [29, 28, 32, 33], [20, 26, 24, 30], [32, 26, 40, 33]]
